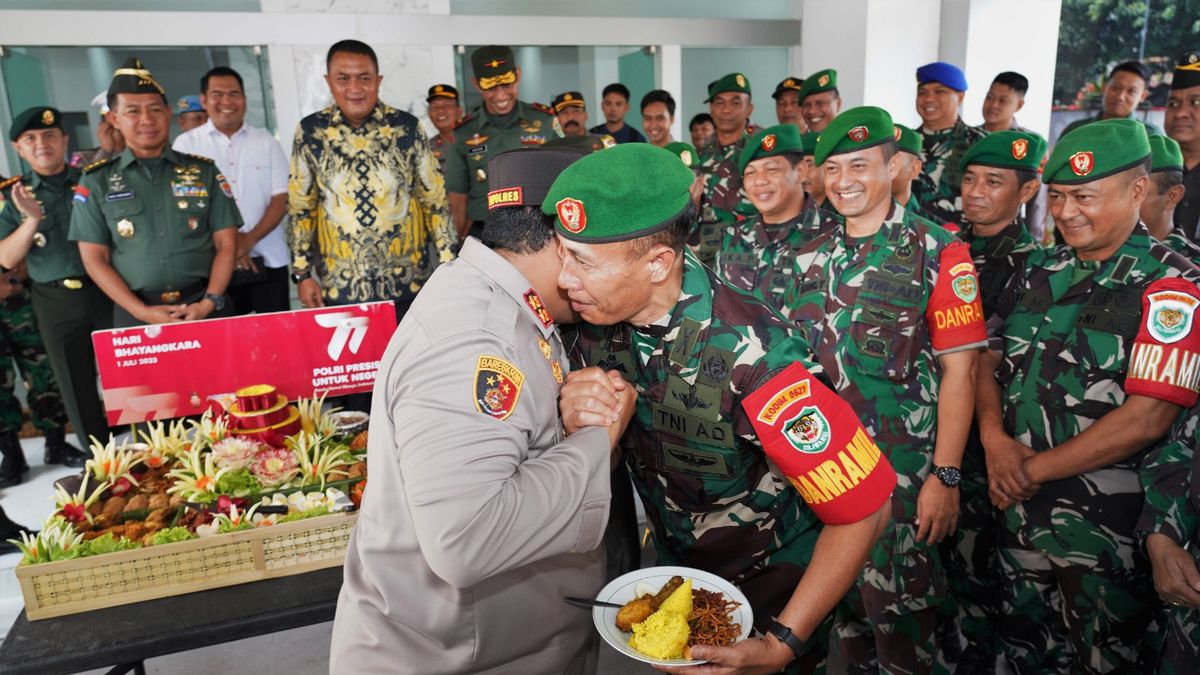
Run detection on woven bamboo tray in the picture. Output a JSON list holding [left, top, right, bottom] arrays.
[[15, 511, 357, 620]]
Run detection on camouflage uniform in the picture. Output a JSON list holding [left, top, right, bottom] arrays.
[[0, 288, 67, 434], [992, 224, 1200, 673], [783, 203, 987, 674], [569, 250, 837, 672], [1137, 406, 1200, 675], [913, 119, 986, 226], [1162, 228, 1200, 267], [692, 134, 756, 264], [714, 201, 840, 311]]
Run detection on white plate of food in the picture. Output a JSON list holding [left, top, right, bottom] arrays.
[[592, 565, 753, 666]]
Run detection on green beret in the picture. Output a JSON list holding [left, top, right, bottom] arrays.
[[472, 46, 517, 90], [704, 72, 751, 103], [108, 57, 166, 100], [797, 69, 837, 102], [9, 106, 63, 142], [739, 124, 804, 174], [960, 130, 1046, 173], [1043, 118, 1150, 184], [772, 77, 803, 100], [800, 132, 820, 157], [664, 141, 699, 169], [813, 106, 894, 166], [893, 124, 922, 156], [543, 144, 693, 243], [1149, 134, 1184, 173]]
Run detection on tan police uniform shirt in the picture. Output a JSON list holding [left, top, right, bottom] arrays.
[[329, 237, 612, 674]]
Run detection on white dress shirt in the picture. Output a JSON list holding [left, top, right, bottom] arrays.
[[173, 120, 290, 268]]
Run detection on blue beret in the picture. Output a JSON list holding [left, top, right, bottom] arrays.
[[177, 95, 204, 114], [916, 62, 968, 92]]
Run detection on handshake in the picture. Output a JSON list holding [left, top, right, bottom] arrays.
[[559, 366, 638, 450]]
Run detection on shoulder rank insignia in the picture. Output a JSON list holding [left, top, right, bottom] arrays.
[[531, 102, 554, 115], [82, 156, 117, 174], [475, 355, 524, 421], [452, 113, 476, 131], [178, 152, 214, 164], [0, 176, 20, 192], [524, 288, 553, 328]]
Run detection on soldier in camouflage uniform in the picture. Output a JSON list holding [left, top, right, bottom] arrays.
[[893, 123, 952, 229], [1138, 405, 1200, 675], [979, 119, 1200, 673], [715, 125, 837, 311], [942, 130, 1047, 674], [913, 62, 987, 226], [783, 107, 987, 674], [1143, 134, 1200, 267], [692, 73, 758, 264], [547, 143, 895, 674]]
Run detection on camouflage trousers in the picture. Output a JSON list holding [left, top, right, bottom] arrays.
[[0, 288, 66, 434], [1157, 604, 1199, 674], [937, 436, 1002, 674], [997, 520, 1160, 674], [835, 518, 952, 675]]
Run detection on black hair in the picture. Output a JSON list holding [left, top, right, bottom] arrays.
[[326, 39, 379, 71], [879, 139, 899, 163], [481, 206, 556, 254], [627, 201, 696, 258], [688, 113, 714, 131], [641, 89, 676, 117], [1014, 168, 1038, 188], [1152, 168, 1185, 194], [602, 83, 631, 102], [201, 66, 244, 94], [1110, 60, 1152, 85], [108, 91, 168, 109], [992, 71, 1029, 96]]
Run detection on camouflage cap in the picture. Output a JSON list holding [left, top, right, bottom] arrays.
[[426, 84, 459, 102], [664, 141, 699, 169], [472, 45, 517, 90], [543, 143, 693, 242], [813, 106, 894, 166], [552, 91, 585, 112], [797, 69, 837, 102], [9, 106, 63, 142], [1172, 51, 1200, 90], [705, 72, 751, 103], [960, 130, 1046, 173], [487, 147, 587, 211], [800, 131, 820, 158], [893, 124, 922, 157], [1043, 118, 1150, 184], [1148, 133, 1184, 173], [739, 124, 805, 174], [772, 77, 804, 100], [109, 57, 166, 101]]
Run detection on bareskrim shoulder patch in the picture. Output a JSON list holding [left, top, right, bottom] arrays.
[[474, 355, 524, 420]]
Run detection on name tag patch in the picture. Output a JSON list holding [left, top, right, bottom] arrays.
[[106, 191, 135, 202]]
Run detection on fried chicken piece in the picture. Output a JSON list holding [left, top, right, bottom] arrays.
[[616, 595, 657, 633], [350, 430, 369, 450], [148, 493, 170, 511], [124, 494, 150, 513]]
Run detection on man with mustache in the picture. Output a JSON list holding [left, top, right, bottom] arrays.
[[773, 77, 807, 131], [426, 84, 463, 174], [1166, 52, 1200, 240], [912, 61, 988, 227], [796, 69, 841, 133], [692, 73, 757, 263]]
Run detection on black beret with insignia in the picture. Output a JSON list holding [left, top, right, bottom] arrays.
[[108, 57, 167, 102], [486, 147, 587, 211], [9, 106, 63, 142]]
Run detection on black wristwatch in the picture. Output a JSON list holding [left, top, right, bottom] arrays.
[[290, 269, 311, 284], [932, 465, 962, 488], [766, 619, 805, 661], [202, 293, 226, 311]]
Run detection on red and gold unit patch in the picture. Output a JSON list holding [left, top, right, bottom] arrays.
[[1069, 150, 1094, 176], [761, 134, 777, 151], [524, 288, 553, 328], [487, 186, 524, 210], [216, 173, 233, 198], [848, 125, 869, 142], [556, 197, 587, 233], [1011, 138, 1029, 160], [474, 355, 524, 421]]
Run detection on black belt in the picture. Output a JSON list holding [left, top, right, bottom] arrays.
[[36, 277, 95, 290], [135, 281, 207, 305]]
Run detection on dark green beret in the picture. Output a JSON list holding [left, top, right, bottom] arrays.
[[9, 106, 63, 142], [813, 106, 894, 166], [1043, 118, 1150, 184], [1148, 133, 1184, 173], [797, 69, 837, 102], [800, 132, 820, 157], [472, 46, 517, 89], [427, 84, 459, 102], [739, 124, 804, 174], [487, 147, 587, 211], [543, 143, 693, 243], [704, 73, 751, 103], [893, 124, 922, 157], [1173, 51, 1200, 90], [664, 141, 699, 169], [552, 91, 585, 112], [772, 77, 803, 100], [960, 130, 1046, 173], [109, 57, 166, 100]]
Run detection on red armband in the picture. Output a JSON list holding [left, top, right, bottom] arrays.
[[926, 241, 987, 352], [1125, 278, 1200, 408], [742, 363, 896, 525]]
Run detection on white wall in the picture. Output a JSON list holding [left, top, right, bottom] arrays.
[[680, 47, 791, 129], [863, 0, 941, 127]]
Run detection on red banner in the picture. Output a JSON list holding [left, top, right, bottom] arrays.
[[92, 303, 398, 425]]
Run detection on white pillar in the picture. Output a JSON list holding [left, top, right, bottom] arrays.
[[657, 44, 684, 143]]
